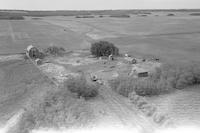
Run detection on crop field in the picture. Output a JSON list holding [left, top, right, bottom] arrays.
[[42, 13, 200, 63], [0, 20, 86, 54]]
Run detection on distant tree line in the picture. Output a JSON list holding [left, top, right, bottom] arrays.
[[0, 15, 24, 20]]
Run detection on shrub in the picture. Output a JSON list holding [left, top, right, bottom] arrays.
[[167, 13, 175, 16], [76, 15, 95, 18], [64, 75, 99, 100], [44, 46, 66, 56], [90, 41, 119, 57]]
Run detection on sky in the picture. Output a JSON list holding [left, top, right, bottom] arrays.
[[0, 0, 200, 10]]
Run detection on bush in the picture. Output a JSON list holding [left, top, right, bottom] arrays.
[[44, 46, 66, 56], [90, 41, 119, 57], [64, 75, 99, 100], [110, 14, 130, 18], [76, 15, 95, 18]]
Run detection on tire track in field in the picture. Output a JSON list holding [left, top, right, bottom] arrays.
[[7, 21, 16, 42], [99, 82, 156, 133]]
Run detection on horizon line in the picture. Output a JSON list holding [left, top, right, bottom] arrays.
[[0, 8, 200, 12]]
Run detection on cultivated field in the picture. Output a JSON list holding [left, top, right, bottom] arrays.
[[42, 13, 200, 63]]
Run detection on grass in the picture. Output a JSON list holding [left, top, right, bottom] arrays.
[[147, 85, 200, 125], [17, 85, 95, 133]]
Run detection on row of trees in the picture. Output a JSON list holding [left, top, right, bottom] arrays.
[[109, 62, 200, 96]]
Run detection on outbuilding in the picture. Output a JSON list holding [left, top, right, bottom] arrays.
[[35, 58, 42, 65], [108, 54, 114, 61], [130, 67, 149, 78]]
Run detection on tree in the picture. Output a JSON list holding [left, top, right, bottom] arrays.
[[90, 41, 119, 57]]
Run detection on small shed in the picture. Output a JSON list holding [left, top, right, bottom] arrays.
[[108, 54, 114, 61], [125, 54, 131, 57], [130, 67, 149, 78], [138, 72, 148, 77], [26, 45, 40, 59], [35, 58, 42, 65]]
